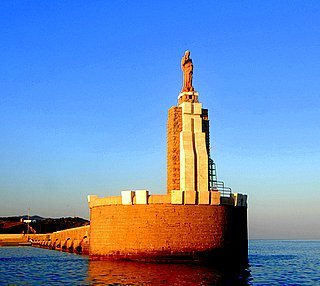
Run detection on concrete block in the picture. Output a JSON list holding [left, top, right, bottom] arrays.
[[180, 102, 192, 114], [233, 193, 240, 206], [171, 190, 184, 204], [234, 193, 247, 207], [193, 102, 202, 115], [184, 191, 196, 204], [149, 194, 171, 204], [180, 131, 195, 193], [89, 196, 122, 207], [220, 196, 234, 206], [135, 190, 149, 204], [193, 117, 203, 133], [233, 193, 247, 207], [198, 191, 210, 204], [194, 132, 209, 193], [121, 191, 135, 205], [233, 193, 237, 206], [182, 114, 193, 131], [210, 191, 220, 205], [87, 195, 98, 203]]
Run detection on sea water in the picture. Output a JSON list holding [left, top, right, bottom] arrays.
[[0, 240, 319, 285]]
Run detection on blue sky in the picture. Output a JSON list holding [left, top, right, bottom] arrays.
[[0, 1, 319, 239]]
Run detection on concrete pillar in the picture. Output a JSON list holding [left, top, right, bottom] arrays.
[[194, 132, 209, 202], [180, 131, 195, 193], [193, 103, 209, 203], [179, 102, 195, 195], [178, 100, 209, 205]]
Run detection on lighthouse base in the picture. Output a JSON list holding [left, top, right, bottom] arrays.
[[89, 204, 248, 263]]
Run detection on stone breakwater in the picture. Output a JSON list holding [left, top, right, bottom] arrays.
[[0, 234, 31, 246], [29, 225, 90, 255], [29, 193, 247, 263]]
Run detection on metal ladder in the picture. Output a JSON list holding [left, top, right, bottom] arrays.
[[209, 158, 232, 197]]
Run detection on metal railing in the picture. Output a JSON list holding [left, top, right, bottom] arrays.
[[209, 158, 232, 197], [210, 181, 232, 197]]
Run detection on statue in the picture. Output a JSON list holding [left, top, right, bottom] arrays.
[[181, 50, 194, 92]]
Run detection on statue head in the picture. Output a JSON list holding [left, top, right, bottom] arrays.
[[184, 50, 190, 58]]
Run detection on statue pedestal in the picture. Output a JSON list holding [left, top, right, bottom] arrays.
[[178, 91, 199, 105]]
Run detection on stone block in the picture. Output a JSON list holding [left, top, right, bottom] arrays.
[[184, 191, 196, 204], [171, 190, 184, 204], [179, 102, 192, 114], [198, 191, 210, 204], [182, 114, 193, 131], [194, 132, 209, 193], [180, 131, 195, 193], [135, 190, 149, 205], [87, 195, 98, 203], [149, 194, 171, 204], [121, 191, 135, 205], [233, 193, 247, 207], [193, 102, 202, 115], [89, 196, 122, 208], [233, 193, 240, 206], [220, 196, 234, 206], [193, 117, 203, 133], [210, 191, 220, 205]]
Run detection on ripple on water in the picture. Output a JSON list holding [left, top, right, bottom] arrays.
[[0, 241, 319, 285]]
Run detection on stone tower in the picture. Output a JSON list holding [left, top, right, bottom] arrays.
[[167, 51, 210, 204]]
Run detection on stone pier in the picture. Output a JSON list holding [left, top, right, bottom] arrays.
[[29, 225, 90, 255]]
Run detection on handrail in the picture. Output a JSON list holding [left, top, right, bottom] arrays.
[[211, 181, 232, 197], [209, 158, 233, 197]]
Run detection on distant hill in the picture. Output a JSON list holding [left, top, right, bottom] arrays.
[[21, 215, 46, 221], [0, 216, 89, 234], [0, 215, 45, 222]]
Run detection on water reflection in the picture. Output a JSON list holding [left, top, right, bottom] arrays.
[[87, 260, 250, 285]]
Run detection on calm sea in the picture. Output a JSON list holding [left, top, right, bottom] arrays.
[[0, 240, 319, 285]]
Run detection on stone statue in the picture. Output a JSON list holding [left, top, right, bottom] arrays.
[[181, 50, 194, 92]]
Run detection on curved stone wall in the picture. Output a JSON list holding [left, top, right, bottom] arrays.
[[89, 204, 247, 262]]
